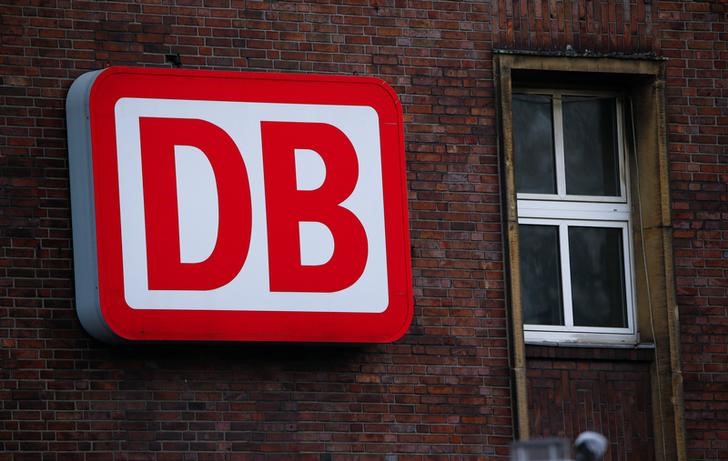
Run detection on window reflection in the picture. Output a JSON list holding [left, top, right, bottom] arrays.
[[563, 96, 620, 197], [513, 94, 556, 194], [519, 224, 563, 326]]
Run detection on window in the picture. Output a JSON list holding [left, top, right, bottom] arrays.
[[512, 90, 636, 344], [496, 54, 684, 456]]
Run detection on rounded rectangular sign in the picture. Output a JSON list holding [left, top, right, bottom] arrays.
[[66, 67, 412, 343]]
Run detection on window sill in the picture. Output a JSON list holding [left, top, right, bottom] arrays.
[[525, 342, 655, 361]]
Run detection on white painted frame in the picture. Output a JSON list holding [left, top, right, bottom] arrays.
[[514, 90, 637, 345]]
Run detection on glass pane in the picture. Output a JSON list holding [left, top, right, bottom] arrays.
[[563, 96, 621, 196], [568, 227, 627, 328], [519, 225, 563, 325], [513, 94, 556, 194]]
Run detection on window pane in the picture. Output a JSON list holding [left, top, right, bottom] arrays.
[[519, 224, 563, 325], [513, 94, 556, 194], [568, 227, 627, 328], [563, 96, 620, 196]]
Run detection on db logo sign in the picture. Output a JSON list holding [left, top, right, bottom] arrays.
[[66, 67, 412, 343]]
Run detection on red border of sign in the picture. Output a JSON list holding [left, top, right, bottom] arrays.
[[87, 67, 412, 342]]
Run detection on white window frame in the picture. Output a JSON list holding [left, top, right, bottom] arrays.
[[515, 89, 638, 345]]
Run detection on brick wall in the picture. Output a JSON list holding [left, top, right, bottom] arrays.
[[494, 1, 728, 459], [663, 2, 728, 460], [1, 0, 727, 459], [1, 1, 509, 459], [526, 347, 656, 461], [493, 0, 657, 52]]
